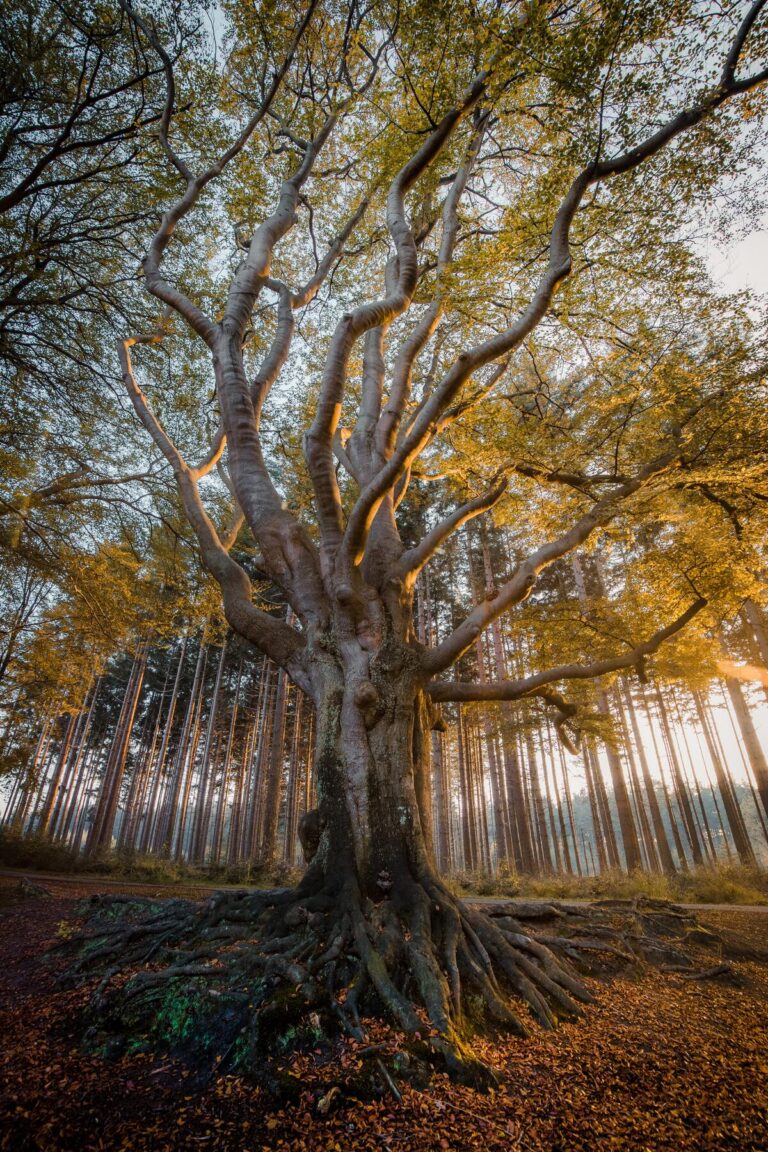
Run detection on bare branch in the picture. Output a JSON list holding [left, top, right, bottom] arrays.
[[721, 0, 768, 89], [192, 426, 226, 479], [305, 74, 488, 574], [396, 477, 508, 585], [375, 109, 490, 463], [119, 338, 308, 684], [352, 17, 768, 568], [122, 0, 319, 346], [116, 0, 193, 181], [427, 598, 708, 702], [422, 449, 681, 676]]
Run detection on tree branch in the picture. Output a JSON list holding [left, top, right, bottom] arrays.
[[305, 73, 488, 577], [422, 450, 681, 675], [396, 477, 508, 585], [119, 338, 308, 686], [427, 598, 707, 702], [121, 0, 319, 347], [375, 109, 490, 464], [350, 12, 768, 571]]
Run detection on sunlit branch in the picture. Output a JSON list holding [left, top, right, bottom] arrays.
[[119, 338, 308, 685], [427, 598, 708, 702], [422, 450, 681, 675], [353, 14, 768, 578], [306, 74, 488, 575], [120, 0, 318, 348], [375, 110, 490, 463], [396, 477, 508, 585]]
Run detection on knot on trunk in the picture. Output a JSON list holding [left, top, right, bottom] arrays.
[[335, 583, 356, 606], [431, 709, 447, 733], [298, 807, 326, 863], [376, 869, 393, 893], [354, 680, 383, 728]]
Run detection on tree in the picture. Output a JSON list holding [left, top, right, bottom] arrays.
[[54, 0, 768, 1081], [0, 1, 213, 634]]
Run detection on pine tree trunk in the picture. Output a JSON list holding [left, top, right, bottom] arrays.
[[595, 692, 643, 871], [86, 646, 147, 856], [260, 663, 289, 865], [158, 640, 206, 855], [743, 600, 768, 706], [653, 685, 705, 866], [724, 674, 768, 822], [692, 690, 756, 866], [191, 640, 228, 860], [622, 680, 677, 873]]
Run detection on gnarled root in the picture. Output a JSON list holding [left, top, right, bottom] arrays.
[[56, 881, 738, 1092]]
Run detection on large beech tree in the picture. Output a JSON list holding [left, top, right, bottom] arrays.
[[62, 0, 768, 1080]]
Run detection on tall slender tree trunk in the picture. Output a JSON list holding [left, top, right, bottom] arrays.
[[595, 692, 642, 871], [612, 686, 659, 871], [524, 712, 553, 873], [37, 712, 77, 836], [743, 600, 768, 706], [431, 728, 452, 872], [582, 743, 608, 871], [282, 688, 304, 864], [558, 740, 582, 875], [259, 661, 289, 865], [86, 646, 147, 856], [692, 690, 756, 866], [456, 706, 477, 870], [192, 640, 228, 860], [622, 680, 676, 873], [653, 685, 704, 866], [724, 674, 768, 822], [158, 640, 206, 855]]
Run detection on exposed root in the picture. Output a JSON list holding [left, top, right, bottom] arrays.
[[56, 881, 746, 1094]]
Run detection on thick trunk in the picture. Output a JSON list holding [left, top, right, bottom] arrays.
[[306, 640, 433, 897]]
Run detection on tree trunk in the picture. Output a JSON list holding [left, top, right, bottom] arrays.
[[692, 690, 756, 866], [191, 640, 228, 861], [743, 600, 768, 706], [595, 692, 643, 871], [86, 646, 147, 856], [158, 640, 206, 856], [653, 685, 705, 867], [724, 674, 768, 822], [622, 680, 677, 874], [70, 626, 733, 1091]]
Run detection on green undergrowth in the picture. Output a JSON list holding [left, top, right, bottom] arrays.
[[451, 861, 768, 905], [2, 827, 765, 904], [0, 828, 302, 888]]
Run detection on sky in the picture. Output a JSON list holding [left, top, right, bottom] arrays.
[[707, 222, 768, 296]]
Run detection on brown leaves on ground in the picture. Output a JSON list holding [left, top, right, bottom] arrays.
[[0, 875, 766, 1152]]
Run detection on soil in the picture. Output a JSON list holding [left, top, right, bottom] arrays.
[[0, 874, 766, 1152]]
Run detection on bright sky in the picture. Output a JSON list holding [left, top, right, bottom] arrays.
[[707, 224, 768, 296]]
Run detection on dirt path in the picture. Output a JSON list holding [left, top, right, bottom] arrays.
[[1, 868, 766, 915], [0, 867, 235, 899], [466, 894, 768, 914]]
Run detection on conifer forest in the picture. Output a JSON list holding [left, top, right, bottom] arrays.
[[1, 1, 768, 1149]]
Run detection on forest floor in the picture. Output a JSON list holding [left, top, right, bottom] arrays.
[[0, 874, 766, 1152]]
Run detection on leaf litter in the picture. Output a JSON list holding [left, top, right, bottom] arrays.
[[0, 876, 766, 1151]]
